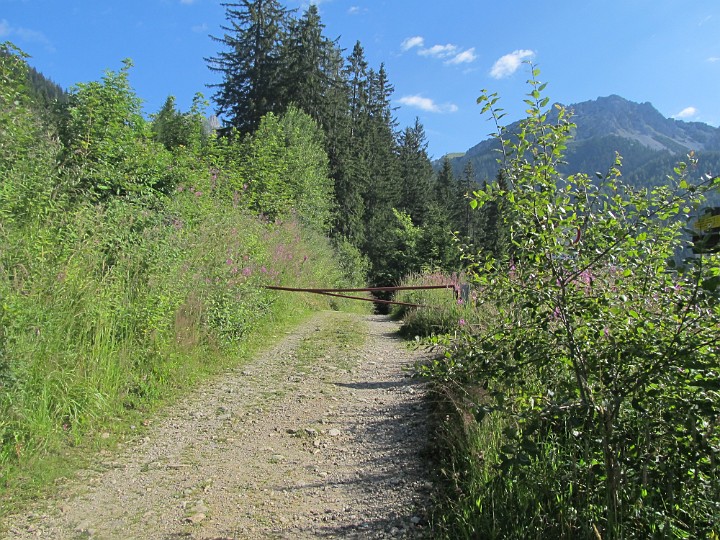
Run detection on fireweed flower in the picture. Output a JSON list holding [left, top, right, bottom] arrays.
[[459, 319, 466, 327]]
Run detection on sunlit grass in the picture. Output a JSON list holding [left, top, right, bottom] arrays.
[[390, 271, 496, 338], [0, 188, 368, 515]]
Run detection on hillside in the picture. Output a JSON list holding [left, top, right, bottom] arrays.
[[445, 95, 720, 188]]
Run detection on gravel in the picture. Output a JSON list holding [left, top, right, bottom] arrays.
[[2, 312, 435, 539]]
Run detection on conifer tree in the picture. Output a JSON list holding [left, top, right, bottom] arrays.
[[207, 0, 291, 134], [361, 64, 402, 285], [459, 161, 478, 242], [331, 42, 369, 246], [282, 5, 342, 127], [434, 156, 460, 222], [398, 118, 433, 226]]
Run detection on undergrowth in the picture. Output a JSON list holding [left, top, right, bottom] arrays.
[[0, 44, 369, 514], [414, 70, 720, 539]]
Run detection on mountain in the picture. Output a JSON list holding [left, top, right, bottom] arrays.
[[26, 64, 67, 108], [445, 95, 720, 190]]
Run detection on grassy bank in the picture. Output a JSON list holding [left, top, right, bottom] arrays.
[[0, 190, 367, 512]]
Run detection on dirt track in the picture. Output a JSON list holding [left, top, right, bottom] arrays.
[[2, 312, 435, 539]]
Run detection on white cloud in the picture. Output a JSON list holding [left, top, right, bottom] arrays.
[[0, 18, 53, 50], [490, 49, 536, 79], [401, 36, 424, 51], [398, 95, 458, 114], [708, 56, 720, 63], [447, 47, 477, 65], [405, 39, 477, 66], [419, 44, 458, 59], [674, 106, 698, 119], [191, 23, 208, 33], [180, 0, 196, 4], [348, 6, 362, 15]]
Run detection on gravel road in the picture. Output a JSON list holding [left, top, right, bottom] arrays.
[[2, 311, 435, 539]]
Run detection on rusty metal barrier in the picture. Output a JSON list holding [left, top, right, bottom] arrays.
[[264, 284, 454, 308]]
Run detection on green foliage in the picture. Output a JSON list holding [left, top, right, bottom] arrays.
[[391, 272, 486, 339], [422, 69, 720, 539], [231, 107, 334, 231], [0, 51, 365, 495], [207, 0, 291, 134], [151, 94, 208, 153], [277, 106, 335, 232], [398, 119, 433, 226], [0, 43, 61, 226], [58, 60, 175, 198]]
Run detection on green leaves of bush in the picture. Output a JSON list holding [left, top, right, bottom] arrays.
[[428, 67, 720, 539]]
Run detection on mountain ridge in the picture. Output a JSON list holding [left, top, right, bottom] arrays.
[[444, 94, 720, 187]]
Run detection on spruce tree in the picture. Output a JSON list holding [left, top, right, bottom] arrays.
[[434, 156, 460, 222], [459, 161, 479, 242], [397, 118, 433, 226], [207, 0, 291, 134], [282, 5, 342, 127], [331, 42, 369, 246], [361, 64, 402, 285]]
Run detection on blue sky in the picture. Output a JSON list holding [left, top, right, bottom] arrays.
[[2, 0, 719, 159]]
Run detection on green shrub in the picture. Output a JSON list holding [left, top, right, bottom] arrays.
[[421, 69, 720, 539], [0, 48, 365, 489]]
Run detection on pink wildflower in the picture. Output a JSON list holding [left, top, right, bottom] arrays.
[[459, 319, 466, 327], [242, 267, 252, 277]]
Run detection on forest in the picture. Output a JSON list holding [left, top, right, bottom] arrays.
[[2, 0, 720, 538]]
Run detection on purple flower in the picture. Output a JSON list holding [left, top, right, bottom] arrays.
[[242, 267, 252, 277], [459, 319, 466, 327]]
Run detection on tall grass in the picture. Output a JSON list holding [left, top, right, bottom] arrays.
[[391, 271, 494, 338], [0, 186, 365, 497]]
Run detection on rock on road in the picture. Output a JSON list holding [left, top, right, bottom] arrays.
[[3, 312, 435, 539]]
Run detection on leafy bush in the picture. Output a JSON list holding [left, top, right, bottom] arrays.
[[58, 60, 176, 199], [422, 69, 720, 539], [0, 47, 365, 489]]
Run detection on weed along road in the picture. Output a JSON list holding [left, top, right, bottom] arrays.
[[3, 312, 435, 539]]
